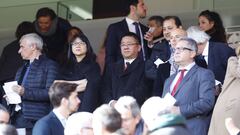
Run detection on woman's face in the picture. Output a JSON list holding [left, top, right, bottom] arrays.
[[198, 15, 214, 31], [71, 37, 87, 57]]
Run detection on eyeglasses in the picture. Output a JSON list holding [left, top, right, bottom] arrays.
[[173, 47, 193, 53], [120, 43, 138, 47], [72, 41, 86, 46]]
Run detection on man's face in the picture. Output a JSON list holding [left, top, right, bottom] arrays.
[[37, 16, 52, 33], [148, 20, 163, 38], [18, 39, 34, 60], [170, 29, 187, 48], [67, 91, 81, 113], [174, 40, 196, 66], [135, 0, 147, 19], [0, 111, 10, 124], [163, 19, 178, 41], [119, 109, 139, 135], [120, 36, 141, 59]]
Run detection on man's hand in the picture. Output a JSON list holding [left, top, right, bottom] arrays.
[[12, 85, 24, 96]]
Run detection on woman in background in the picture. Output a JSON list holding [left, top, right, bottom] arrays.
[[198, 10, 227, 43]]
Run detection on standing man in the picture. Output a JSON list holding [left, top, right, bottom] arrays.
[[11, 33, 58, 134], [162, 38, 215, 135], [145, 17, 186, 96], [105, 0, 150, 67], [102, 32, 152, 106], [32, 82, 81, 135]]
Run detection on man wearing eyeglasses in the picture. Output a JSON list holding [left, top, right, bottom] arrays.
[[102, 32, 152, 106], [0, 104, 10, 124], [162, 37, 215, 135]]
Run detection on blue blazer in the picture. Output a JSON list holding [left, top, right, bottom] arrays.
[[105, 19, 150, 66], [162, 65, 215, 135], [32, 111, 64, 135], [195, 42, 235, 83]]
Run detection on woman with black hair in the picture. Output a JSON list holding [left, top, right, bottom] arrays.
[[57, 34, 101, 112], [198, 10, 227, 43]]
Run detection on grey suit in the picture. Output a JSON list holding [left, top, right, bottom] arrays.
[[162, 64, 215, 135]]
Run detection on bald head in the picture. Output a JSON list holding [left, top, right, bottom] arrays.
[[170, 28, 187, 47]]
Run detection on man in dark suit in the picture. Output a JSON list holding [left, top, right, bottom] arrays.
[[162, 38, 215, 135], [32, 82, 81, 135], [102, 32, 152, 106], [187, 26, 235, 95], [145, 16, 185, 96], [104, 0, 150, 67]]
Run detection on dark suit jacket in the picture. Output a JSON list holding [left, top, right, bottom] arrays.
[[145, 40, 171, 96], [195, 42, 235, 84], [105, 19, 150, 66], [32, 111, 64, 135], [102, 56, 152, 106], [162, 65, 215, 135]]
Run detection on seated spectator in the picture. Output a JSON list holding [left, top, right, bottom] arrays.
[[0, 124, 18, 135], [0, 104, 10, 124], [0, 21, 34, 103], [34, 7, 71, 63], [57, 34, 100, 112], [198, 10, 227, 43], [141, 97, 190, 135], [208, 46, 240, 135], [11, 33, 58, 134], [114, 96, 144, 135], [65, 112, 93, 135], [102, 32, 152, 106], [92, 104, 122, 135], [32, 82, 81, 135]]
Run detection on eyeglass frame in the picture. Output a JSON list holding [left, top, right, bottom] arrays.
[[173, 47, 193, 53]]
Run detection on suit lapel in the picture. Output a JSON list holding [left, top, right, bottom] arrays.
[[122, 19, 130, 32], [173, 65, 198, 96]]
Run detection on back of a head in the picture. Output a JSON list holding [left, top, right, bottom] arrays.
[[65, 112, 93, 135], [115, 96, 140, 118], [15, 21, 35, 39], [36, 7, 57, 20], [93, 104, 122, 134], [20, 33, 44, 50], [187, 26, 210, 44], [148, 16, 164, 26], [124, 0, 139, 15], [0, 124, 18, 135]]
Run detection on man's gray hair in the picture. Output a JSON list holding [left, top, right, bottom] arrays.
[[115, 96, 140, 118], [187, 26, 210, 44], [178, 37, 198, 53], [20, 33, 43, 50]]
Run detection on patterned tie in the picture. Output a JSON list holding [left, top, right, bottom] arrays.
[[171, 69, 186, 96]]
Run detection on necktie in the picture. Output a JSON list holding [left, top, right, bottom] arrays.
[[171, 69, 186, 96], [133, 22, 145, 60], [124, 62, 130, 70]]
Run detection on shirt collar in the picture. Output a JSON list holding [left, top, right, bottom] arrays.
[[53, 108, 67, 127], [178, 62, 195, 71], [124, 58, 136, 64], [125, 17, 138, 25], [202, 41, 209, 56]]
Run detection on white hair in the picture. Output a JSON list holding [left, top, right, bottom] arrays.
[[141, 97, 171, 131], [64, 112, 93, 135], [187, 26, 210, 44], [115, 96, 140, 118], [20, 33, 43, 50]]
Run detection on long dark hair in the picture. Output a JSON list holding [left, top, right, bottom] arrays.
[[199, 10, 227, 43], [67, 34, 96, 65]]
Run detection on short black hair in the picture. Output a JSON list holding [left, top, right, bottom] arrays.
[[121, 32, 140, 45], [148, 16, 164, 26], [36, 7, 57, 20], [49, 82, 78, 107], [164, 16, 182, 28], [124, 0, 139, 15], [15, 21, 35, 40]]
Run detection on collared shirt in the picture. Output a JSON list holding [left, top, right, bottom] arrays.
[[202, 41, 209, 64], [124, 58, 136, 65], [170, 62, 195, 93], [53, 108, 67, 128]]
